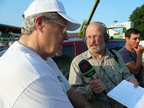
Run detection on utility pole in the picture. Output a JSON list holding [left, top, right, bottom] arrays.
[[78, 0, 100, 38]]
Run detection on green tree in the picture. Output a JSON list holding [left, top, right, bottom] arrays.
[[129, 4, 144, 39]]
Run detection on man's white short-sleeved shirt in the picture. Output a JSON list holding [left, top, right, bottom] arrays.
[[0, 42, 73, 108]]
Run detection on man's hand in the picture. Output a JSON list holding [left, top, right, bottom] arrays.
[[90, 74, 105, 94], [128, 79, 139, 88], [134, 45, 144, 55]]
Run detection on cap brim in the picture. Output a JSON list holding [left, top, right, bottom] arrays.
[[58, 12, 81, 31]]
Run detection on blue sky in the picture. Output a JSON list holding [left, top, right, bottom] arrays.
[[0, 0, 144, 32]]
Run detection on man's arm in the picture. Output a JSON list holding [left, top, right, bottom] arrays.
[[126, 58, 142, 74], [67, 87, 92, 108], [126, 46, 144, 74]]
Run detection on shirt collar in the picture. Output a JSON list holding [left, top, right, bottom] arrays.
[[86, 49, 115, 60]]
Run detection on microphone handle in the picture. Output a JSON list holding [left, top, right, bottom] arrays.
[[91, 76, 96, 80]]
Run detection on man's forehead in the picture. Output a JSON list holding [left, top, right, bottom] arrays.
[[86, 27, 103, 35], [130, 33, 140, 37]]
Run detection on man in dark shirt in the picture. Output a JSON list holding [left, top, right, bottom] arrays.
[[119, 28, 144, 83]]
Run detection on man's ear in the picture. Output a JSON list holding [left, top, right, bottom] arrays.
[[34, 16, 45, 31]]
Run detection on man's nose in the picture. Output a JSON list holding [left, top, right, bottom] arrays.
[[136, 39, 140, 42]]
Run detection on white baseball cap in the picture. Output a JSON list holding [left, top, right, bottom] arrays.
[[23, 0, 81, 31]]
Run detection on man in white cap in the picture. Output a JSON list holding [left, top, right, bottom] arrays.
[[0, 0, 91, 108]]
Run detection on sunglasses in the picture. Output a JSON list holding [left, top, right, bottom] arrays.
[[44, 17, 67, 29], [130, 37, 141, 40]]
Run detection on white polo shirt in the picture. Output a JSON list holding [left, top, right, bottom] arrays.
[[0, 41, 73, 108]]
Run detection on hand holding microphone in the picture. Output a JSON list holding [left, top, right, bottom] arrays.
[[90, 74, 105, 94], [78, 59, 106, 95]]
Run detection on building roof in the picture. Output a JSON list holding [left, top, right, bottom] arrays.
[[0, 24, 21, 33]]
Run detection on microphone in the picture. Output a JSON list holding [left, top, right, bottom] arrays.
[[78, 59, 107, 94], [78, 59, 96, 80]]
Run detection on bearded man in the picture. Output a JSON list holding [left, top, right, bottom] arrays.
[[68, 22, 138, 108]]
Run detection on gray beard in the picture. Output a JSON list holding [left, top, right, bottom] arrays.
[[88, 44, 106, 53]]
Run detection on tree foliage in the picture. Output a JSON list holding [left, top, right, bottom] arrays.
[[129, 4, 144, 39]]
